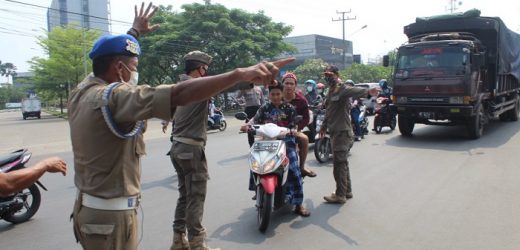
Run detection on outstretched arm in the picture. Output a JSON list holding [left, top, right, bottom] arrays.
[[171, 58, 294, 107], [0, 157, 67, 196]]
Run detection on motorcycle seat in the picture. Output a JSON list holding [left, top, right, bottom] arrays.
[[0, 149, 26, 167]]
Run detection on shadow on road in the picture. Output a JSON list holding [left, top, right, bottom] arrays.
[[216, 154, 248, 167], [289, 200, 359, 246], [141, 175, 177, 191], [210, 199, 358, 246], [385, 119, 520, 151]]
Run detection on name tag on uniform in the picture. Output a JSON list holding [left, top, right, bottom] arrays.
[[331, 96, 340, 101]]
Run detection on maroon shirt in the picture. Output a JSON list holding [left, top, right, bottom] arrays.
[[287, 92, 310, 131]]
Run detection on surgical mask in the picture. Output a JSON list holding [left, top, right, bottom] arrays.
[[306, 86, 313, 92], [317, 89, 323, 94], [121, 63, 139, 86]]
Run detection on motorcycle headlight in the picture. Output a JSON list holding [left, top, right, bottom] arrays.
[[250, 156, 260, 172], [262, 155, 280, 173]]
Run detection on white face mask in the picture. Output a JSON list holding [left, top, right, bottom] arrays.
[[121, 62, 139, 86], [306, 86, 313, 92], [128, 71, 139, 86], [317, 89, 323, 94]]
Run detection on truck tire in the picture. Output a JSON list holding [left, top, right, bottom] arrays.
[[398, 115, 415, 136], [509, 98, 520, 121], [468, 105, 484, 139]]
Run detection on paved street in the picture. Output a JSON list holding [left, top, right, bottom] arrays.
[[1, 110, 520, 249]]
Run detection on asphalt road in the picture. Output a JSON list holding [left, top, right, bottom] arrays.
[[1, 110, 519, 250]]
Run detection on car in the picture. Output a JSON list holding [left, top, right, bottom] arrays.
[[355, 83, 379, 115]]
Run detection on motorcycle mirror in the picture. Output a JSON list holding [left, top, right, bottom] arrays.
[[235, 112, 248, 120]]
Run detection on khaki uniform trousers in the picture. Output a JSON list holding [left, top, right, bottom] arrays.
[[72, 198, 138, 250], [170, 140, 209, 239], [330, 130, 353, 197]]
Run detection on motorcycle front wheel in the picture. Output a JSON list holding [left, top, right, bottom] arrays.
[[314, 137, 331, 163], [257, 189, 273, 233], [219, 120, 227, 131], [4, 184, 41, 224]]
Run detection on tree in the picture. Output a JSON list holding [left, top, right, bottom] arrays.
[[293, 58, 327, 85], [29, 25, 100, 102], [340, 63, 392, 84], [0, 85, 25, 108], [138, 1, 296, 86], [0, 61, 17, 78]]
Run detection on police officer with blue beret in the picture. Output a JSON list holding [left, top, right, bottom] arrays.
[[69, 3, 294, 249]]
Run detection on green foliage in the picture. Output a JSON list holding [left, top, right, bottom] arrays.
[[0, 61, 17, 77], [29, 25, 100, 99], [138, 2, 295, 86], [340, 63, 392, 84], [293, 58, 327, 84], [0, 86, 25, 108]]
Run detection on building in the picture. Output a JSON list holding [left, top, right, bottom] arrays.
[[280, 34, 354, 70], [47, 0, 110, 34]]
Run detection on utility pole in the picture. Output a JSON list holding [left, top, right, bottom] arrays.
[[332, 10, 356, 69], [446, 0, 462, 13]]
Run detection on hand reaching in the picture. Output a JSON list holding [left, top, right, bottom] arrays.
[[132, 2, 160, 36], [42, 157, 67, 176]]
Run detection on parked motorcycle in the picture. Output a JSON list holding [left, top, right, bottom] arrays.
[[373, 97, 397, 134], [208, 110, 227, 132], [0, 149, 46, 224], [235, 112, 300, 232]]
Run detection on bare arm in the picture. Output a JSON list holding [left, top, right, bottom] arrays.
[[0, 157, 67, 196], [171, 58, 294, 107]]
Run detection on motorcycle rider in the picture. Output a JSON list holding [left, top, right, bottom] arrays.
[[208, 97, 222, 129], [319, 65, 379, 204], [378, 79, 392, 98], [345, 80, 362, 141], [240, 81, 311, 217], [316, 82, 326, 103], [282, 73, 317, 178], [0, 156, 67, 196], [304, 79, 319, 105]]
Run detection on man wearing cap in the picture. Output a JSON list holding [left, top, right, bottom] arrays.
[[168, 51, 216, 250], [69, 3, 293, 250], [319, 65, 379, 204]]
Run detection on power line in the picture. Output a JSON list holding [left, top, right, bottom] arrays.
[[5, 0, 132, 25]]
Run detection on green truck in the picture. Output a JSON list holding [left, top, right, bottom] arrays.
[[385, 10, 520, 139]]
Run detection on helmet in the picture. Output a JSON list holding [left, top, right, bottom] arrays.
[[317, 82, 325, 89], [345, 79, 355, 86], [379, 79, 388, 89], [304, 79, 316, 91]]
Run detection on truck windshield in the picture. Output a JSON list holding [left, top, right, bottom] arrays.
[[396, 46, 468, 78]]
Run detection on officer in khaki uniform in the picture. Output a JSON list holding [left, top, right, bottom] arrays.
[[168, 51, 216, 250], [68, 3, 295, 250], [319, 65, 379, 204]]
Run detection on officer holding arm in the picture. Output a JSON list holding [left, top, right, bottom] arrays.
[[69, 3, 293, 249]]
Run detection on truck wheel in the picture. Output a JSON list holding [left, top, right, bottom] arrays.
[[509, 98, 520, 121], [398, 115, 415, 136], [468, 105, 484, 139]]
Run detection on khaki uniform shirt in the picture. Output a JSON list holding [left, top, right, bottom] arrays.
[[171, 74, 208, 143], [323, 84, 368, 133], [68, 74, 172, 198], [236, 86, 263, 107]]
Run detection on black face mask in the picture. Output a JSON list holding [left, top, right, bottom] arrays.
[[325, 76, 336, 86]]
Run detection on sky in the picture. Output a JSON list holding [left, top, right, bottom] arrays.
[[0, 0, 519, 78]]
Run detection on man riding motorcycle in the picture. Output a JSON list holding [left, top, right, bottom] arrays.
[[304, 79, 319, 105], [241, 82, 311, 217]]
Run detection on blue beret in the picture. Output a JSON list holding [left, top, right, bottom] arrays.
[[89, 34, 141, 60]]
